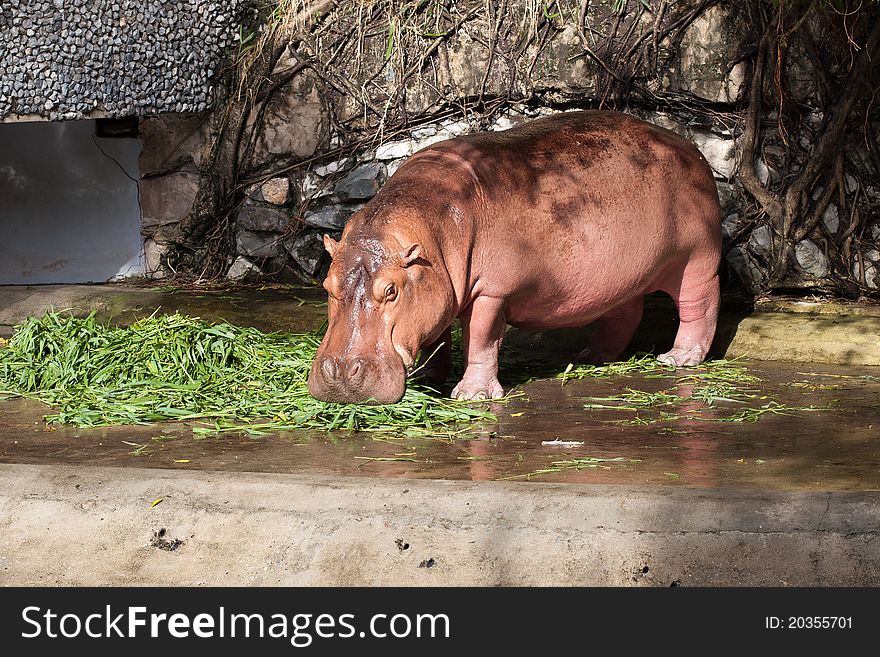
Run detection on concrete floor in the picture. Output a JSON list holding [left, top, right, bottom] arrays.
[[3, 464, 879, 586], [1, 284, 879, 585]]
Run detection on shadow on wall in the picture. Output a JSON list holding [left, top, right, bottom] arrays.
[[0, 119, 143, 284]]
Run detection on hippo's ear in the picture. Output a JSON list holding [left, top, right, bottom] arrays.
[[399, 243, 423, 267], [323, 234, 340, 258]]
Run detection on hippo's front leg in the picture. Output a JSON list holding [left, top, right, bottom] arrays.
[[452, 296, 506, 400]]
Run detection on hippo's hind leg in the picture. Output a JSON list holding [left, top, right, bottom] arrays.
[[452, 296, 506, 400], [658, 266, 720, 367], [578, 296, 644, 364], [413, 326, 453, 385]]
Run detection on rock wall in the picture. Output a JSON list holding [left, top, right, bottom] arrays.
[[0, 0, 252, 121], [137, 0, 880, 292]]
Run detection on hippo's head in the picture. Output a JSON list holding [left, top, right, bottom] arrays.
[[308, 213, 454, 404]]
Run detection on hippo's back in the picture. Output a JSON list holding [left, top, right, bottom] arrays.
[[440, 110, 717, 212], [411, 111, 719, 235]]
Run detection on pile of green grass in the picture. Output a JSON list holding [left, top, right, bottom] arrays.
[[0, 312, 493, 436]]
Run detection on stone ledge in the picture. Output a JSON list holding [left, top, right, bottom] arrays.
[[719, 312, 880, 366], [754, 298, 880, 318]]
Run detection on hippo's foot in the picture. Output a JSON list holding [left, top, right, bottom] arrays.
[[657, 345, 707, 368], [658, 272, 719, 369], [451, 377, 505, 401]]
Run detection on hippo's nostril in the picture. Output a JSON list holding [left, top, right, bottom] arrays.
[[347, 357, 367, 383], [321, 357, 337, 381]]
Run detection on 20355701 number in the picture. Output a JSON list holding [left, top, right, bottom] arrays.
[[765, 616, 852, 629]]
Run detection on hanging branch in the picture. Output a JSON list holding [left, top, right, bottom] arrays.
[[156, 0, 879, 296], [738, 1, 880, 288]]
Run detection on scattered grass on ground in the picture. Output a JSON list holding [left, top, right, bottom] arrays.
[[564, 355, 831, 425], [504, 455, 643, 480], [558, 354, 675, 383], [0, 311, 494, 436]]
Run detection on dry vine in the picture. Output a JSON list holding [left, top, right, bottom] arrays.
[[737, 0, 880, 295], [162, 0, 879, 298]]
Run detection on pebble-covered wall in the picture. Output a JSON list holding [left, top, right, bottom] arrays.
[[0, 0, 251, 121]]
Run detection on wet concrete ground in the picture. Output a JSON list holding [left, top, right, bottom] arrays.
[[2, 359, 877, 491], [0, 283, 329, 339], [3, 286, 880, 585]]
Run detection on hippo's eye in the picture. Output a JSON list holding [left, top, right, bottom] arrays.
[[385, 283, 397, 301]]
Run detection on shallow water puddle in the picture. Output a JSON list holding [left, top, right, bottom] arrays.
[[1, 360, 877, 491]]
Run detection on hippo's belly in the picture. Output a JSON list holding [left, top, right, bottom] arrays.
[[483, 197, 684, 329], [502, 260, 667, 329]]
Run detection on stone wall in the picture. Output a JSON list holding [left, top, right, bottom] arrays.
[[0, 0, 252, 121], [137, 1, 880, 292]]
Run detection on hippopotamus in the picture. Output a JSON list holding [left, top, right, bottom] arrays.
[[308, 110, 721, 404]]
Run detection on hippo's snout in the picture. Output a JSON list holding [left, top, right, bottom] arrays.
[[308, 353, 406, 405]]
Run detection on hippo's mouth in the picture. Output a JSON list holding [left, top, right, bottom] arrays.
[[390, 328, 416, 371]]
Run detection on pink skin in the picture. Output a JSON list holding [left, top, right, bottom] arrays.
[[308, 110, 721, 403]]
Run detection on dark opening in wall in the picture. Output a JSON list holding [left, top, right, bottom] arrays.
[[0, 119, 144, 284], [96, 117, 139, 139]]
